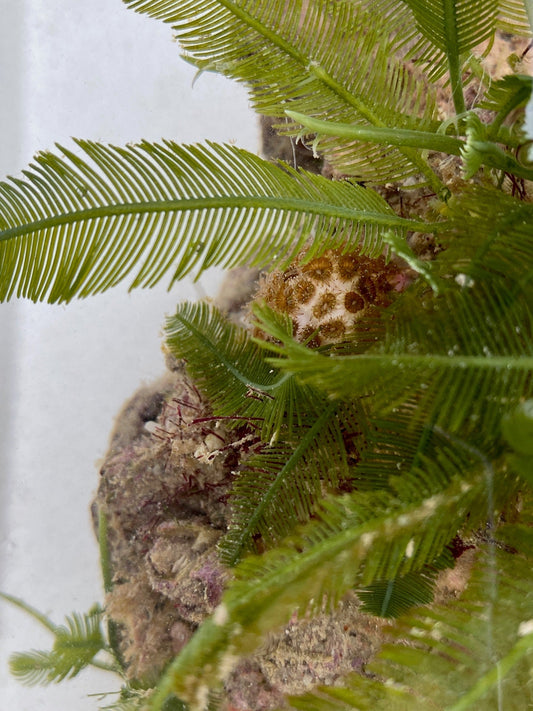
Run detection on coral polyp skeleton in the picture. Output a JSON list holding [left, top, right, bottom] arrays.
[[256, 247, 405, 346]]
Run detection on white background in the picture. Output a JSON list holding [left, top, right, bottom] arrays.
[[0, 2, 258, 709]]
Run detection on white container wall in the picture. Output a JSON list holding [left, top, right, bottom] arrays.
[[0, 2, 258, 709]]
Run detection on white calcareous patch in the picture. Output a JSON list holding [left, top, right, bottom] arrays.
[[192, 682, 209, 711], [204, 432, 224, 452], [213, 602, 229, 626], [409, 626, 425, 638], [455, 273, 475, 288], [360, 532, 376, 548], [421, 494, 441, 515], [518, 619, 533, 637], [429, 623, 443, 641], [405, 538, 415, 559], [217, 650, 239, 680]]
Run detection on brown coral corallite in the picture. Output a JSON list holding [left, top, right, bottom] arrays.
[[255, 248, 408, 346]]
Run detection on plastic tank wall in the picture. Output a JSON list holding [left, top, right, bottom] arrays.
[[0, 2, 258, 709]]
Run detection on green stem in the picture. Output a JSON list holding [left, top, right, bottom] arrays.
[[0, 590, 119, 674], [170, 307, 291, 394], [287, 112, 533, 182], [225, 402, 338, 566], [0, 591, 58, 633], [0, 196, 447, 245], [444, 0, 466, 115], [297, 352, 533, 373], [470, 141, 533, 181], [216, 0, 399, 127], [382, 231, 440, 293], [213, 0, 442, 190], [306, 65, 443, 193], [286, 111, 464, 155]]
